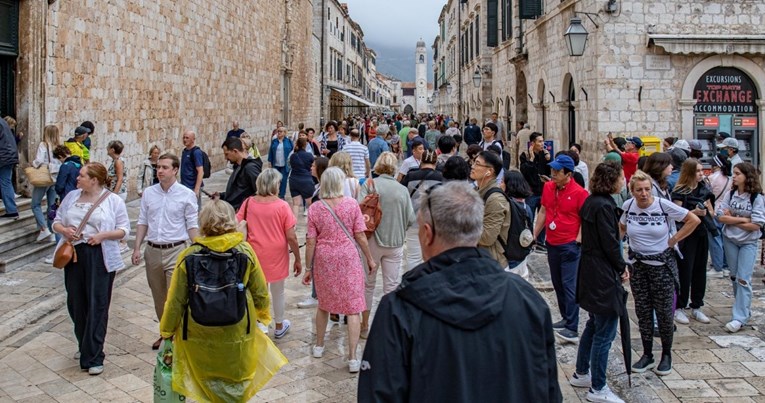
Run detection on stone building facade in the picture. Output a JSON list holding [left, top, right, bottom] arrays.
[[433, 0, 765, 172], [9, 0, 318, 197]]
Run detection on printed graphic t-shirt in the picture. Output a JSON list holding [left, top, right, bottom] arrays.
[[620, 198, 688, 255]]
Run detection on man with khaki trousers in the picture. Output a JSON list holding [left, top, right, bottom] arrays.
[[131, 153, 199, 350]]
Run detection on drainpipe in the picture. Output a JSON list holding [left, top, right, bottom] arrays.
[[320, 0, 326, 126]]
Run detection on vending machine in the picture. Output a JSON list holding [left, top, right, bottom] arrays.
[[694, 114, 759, 168]]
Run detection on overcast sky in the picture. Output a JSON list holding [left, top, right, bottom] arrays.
[[341, 0, 441, 51]]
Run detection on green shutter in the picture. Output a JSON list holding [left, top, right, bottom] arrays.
[[519, 0, 542, 19], [487, 0, 498, 47], [0, 0, 19, 56]]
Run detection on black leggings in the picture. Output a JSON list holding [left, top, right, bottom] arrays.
[[631, 262, 674, 356], [677, 230, 708, 309]]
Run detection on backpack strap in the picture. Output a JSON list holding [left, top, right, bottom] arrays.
[[183, 243, 208, 340], [409, 170, 438, 197]]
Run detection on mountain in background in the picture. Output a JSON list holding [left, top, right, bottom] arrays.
[[369, 41, 433, 83]]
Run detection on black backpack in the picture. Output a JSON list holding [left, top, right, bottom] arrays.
[[482, 188, 534, 262], [182, 244, 252, 339], [727, 189, 765, 239], [192, 146, 212, 179]]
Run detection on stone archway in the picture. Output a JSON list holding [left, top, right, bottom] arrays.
[[403, 104, 414, 115], [562, 73, 575, 146]]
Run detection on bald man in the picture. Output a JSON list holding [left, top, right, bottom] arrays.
[[227, 121, 244, 138], [181, 130, 205, 202]]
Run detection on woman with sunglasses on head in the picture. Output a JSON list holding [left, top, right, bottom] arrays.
[[716, 162, 765, 333]]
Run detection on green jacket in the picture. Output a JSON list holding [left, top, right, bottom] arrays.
[[358, 174, 415, 248]]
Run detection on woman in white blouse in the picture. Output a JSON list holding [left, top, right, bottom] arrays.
[[52, 162, 130, 376], [31, 125, 62, 242]]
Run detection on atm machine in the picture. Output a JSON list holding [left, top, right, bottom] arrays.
[[694, 114, 759, 168]]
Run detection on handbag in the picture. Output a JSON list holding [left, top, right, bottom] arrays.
[[52, 191, 112, 269], [25, 143, 54, 187], [153, 339, 185, 402]]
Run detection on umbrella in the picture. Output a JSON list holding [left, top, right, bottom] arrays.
[[619, 281, 632, 388]]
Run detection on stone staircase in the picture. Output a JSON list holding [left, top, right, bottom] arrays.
[[0, 198, 56, 273]]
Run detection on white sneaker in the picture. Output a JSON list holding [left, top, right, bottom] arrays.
[[14, 193, 20, 199], [725, 320, 743, 333], [586, 384, 624, 403], [706, 269, 723, 278], [674, 309, 689, 324], [723, 269, 731, 277], [88, 365, 104, 376], [692, 309, 710, 324], [36, 229, 52, 242], [297, 297, 318, 309], [569, 372, 592, 388], [43, 256, 54, 265], [274, 319, 291, 339], [312, 345, 324, 358], [348, 359, 361, 373], [257, 322, 269, 334]]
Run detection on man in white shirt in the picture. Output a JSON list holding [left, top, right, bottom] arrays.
[[343, 129, 370, 180], [131, 153, 199, 350], [397, 137, 426, 182]]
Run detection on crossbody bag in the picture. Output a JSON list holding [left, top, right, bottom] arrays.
[[52, 190, 111, 269]]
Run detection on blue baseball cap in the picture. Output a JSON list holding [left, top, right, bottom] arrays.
[[548, 154, 575, 172], [626, 137, 643, 148]]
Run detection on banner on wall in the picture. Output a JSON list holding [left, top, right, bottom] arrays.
[[693, 67, 758, 114]]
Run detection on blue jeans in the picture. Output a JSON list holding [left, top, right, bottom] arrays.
[[723, 238, 758, 325], [548, 241, 581, 332], [274, 166, 288, 199], [526, 194, 545, 245], [575, 313, 618, 391], [0, 165, 17, 214], [708, 218, 727, 271], [31, 185, 56, 230]]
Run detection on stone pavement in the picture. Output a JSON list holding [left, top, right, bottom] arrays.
[[2, 170, 765, 402]]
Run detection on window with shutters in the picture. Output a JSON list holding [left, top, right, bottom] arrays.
[[519, 0, 543, 19], [501, 0, 511, 42], [0, 0, 18, 118], [469, 22, 474, 60], [487, 0, 498, 47], [475, 16, 480, 55]]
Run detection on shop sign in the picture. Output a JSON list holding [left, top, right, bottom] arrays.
[[694, 67, 758, 113]]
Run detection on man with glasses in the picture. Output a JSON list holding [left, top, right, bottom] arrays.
[[359, 181, 561, 402], [533, 154, 589, 344], [470, 151, 510, 269]]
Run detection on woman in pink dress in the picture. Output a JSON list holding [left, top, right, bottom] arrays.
[[237, 168, 302, 339], [303, 167, 376, 373]]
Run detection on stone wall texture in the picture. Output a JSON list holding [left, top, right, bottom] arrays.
[[36, 0, 317, 196]]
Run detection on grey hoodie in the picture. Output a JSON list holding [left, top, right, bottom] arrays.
[[717, 190, 765, 244]]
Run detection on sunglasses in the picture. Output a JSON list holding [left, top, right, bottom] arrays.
[[424, 183, 443, 237]]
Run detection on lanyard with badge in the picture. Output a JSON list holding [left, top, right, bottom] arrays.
[[549, 185, 566, 231]]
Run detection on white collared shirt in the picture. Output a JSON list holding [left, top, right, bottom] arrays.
[[137, 181, 199, 243]]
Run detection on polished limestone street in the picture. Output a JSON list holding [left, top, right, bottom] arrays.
[[1, 169, 765, 402]]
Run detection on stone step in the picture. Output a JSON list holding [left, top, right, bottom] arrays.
[[0, 221, 53, 255], [0, 241, 55, 273], [0, 197, 34, 215], [0, 209, 39, 232]]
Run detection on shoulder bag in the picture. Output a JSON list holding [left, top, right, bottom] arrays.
[[52, 191, 112, 269], [25, 143, 54, 187]]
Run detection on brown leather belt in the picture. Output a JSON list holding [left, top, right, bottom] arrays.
[[147, 240, 186, 249]]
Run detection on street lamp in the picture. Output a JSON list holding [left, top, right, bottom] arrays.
[[446, 82, 453, 95], [472, 68, 481, 88], [564, 17, 589, 56]]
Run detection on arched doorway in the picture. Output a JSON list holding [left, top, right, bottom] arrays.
[[563, 74, 576, 146], [0, 0, 19, 118], [515, 71, 528, 127], [403, 104, 414, 115]]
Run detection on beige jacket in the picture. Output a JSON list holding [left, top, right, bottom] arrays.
[[477, 183, 511, 268]]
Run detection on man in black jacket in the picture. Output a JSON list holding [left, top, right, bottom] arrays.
[[463, 117, 482, 146], [520, 131, 551, 248], [213, 137, 262, 211], [358, 181, 561, 403]]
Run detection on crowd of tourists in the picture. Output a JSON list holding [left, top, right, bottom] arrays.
[[8, 111, 763, 403]]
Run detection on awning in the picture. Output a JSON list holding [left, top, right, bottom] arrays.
[[331, 87, 377, 108], [648, 34, 765, 55]]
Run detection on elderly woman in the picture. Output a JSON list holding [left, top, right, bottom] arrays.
[[620, 170, 699, 377], [268, 126, 293, 199], [138, 145, 160, 196], [160, 200, 287, 402], [570, 161, 629, 403], [302, 167, 376, 373], [52, 163, 130, 375], [358, 152, 416, 337], [236, 168, 302, 338]]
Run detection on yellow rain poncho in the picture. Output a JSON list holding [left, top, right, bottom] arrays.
[[159, 232, 288, 403]]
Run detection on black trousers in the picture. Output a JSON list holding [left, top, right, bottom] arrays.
[[677, 229, 708, 310], [64, 243, 116, 369], [631, 262, 674, 356]]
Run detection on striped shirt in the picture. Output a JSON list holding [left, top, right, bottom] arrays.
[[343, 141, 369, 178]]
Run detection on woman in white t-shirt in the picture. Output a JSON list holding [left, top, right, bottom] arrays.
[[328, 151, 360, 199], [620, 170, 699, 377]]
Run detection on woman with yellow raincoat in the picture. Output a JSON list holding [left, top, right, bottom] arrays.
[[159, 200, 287, 403]]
